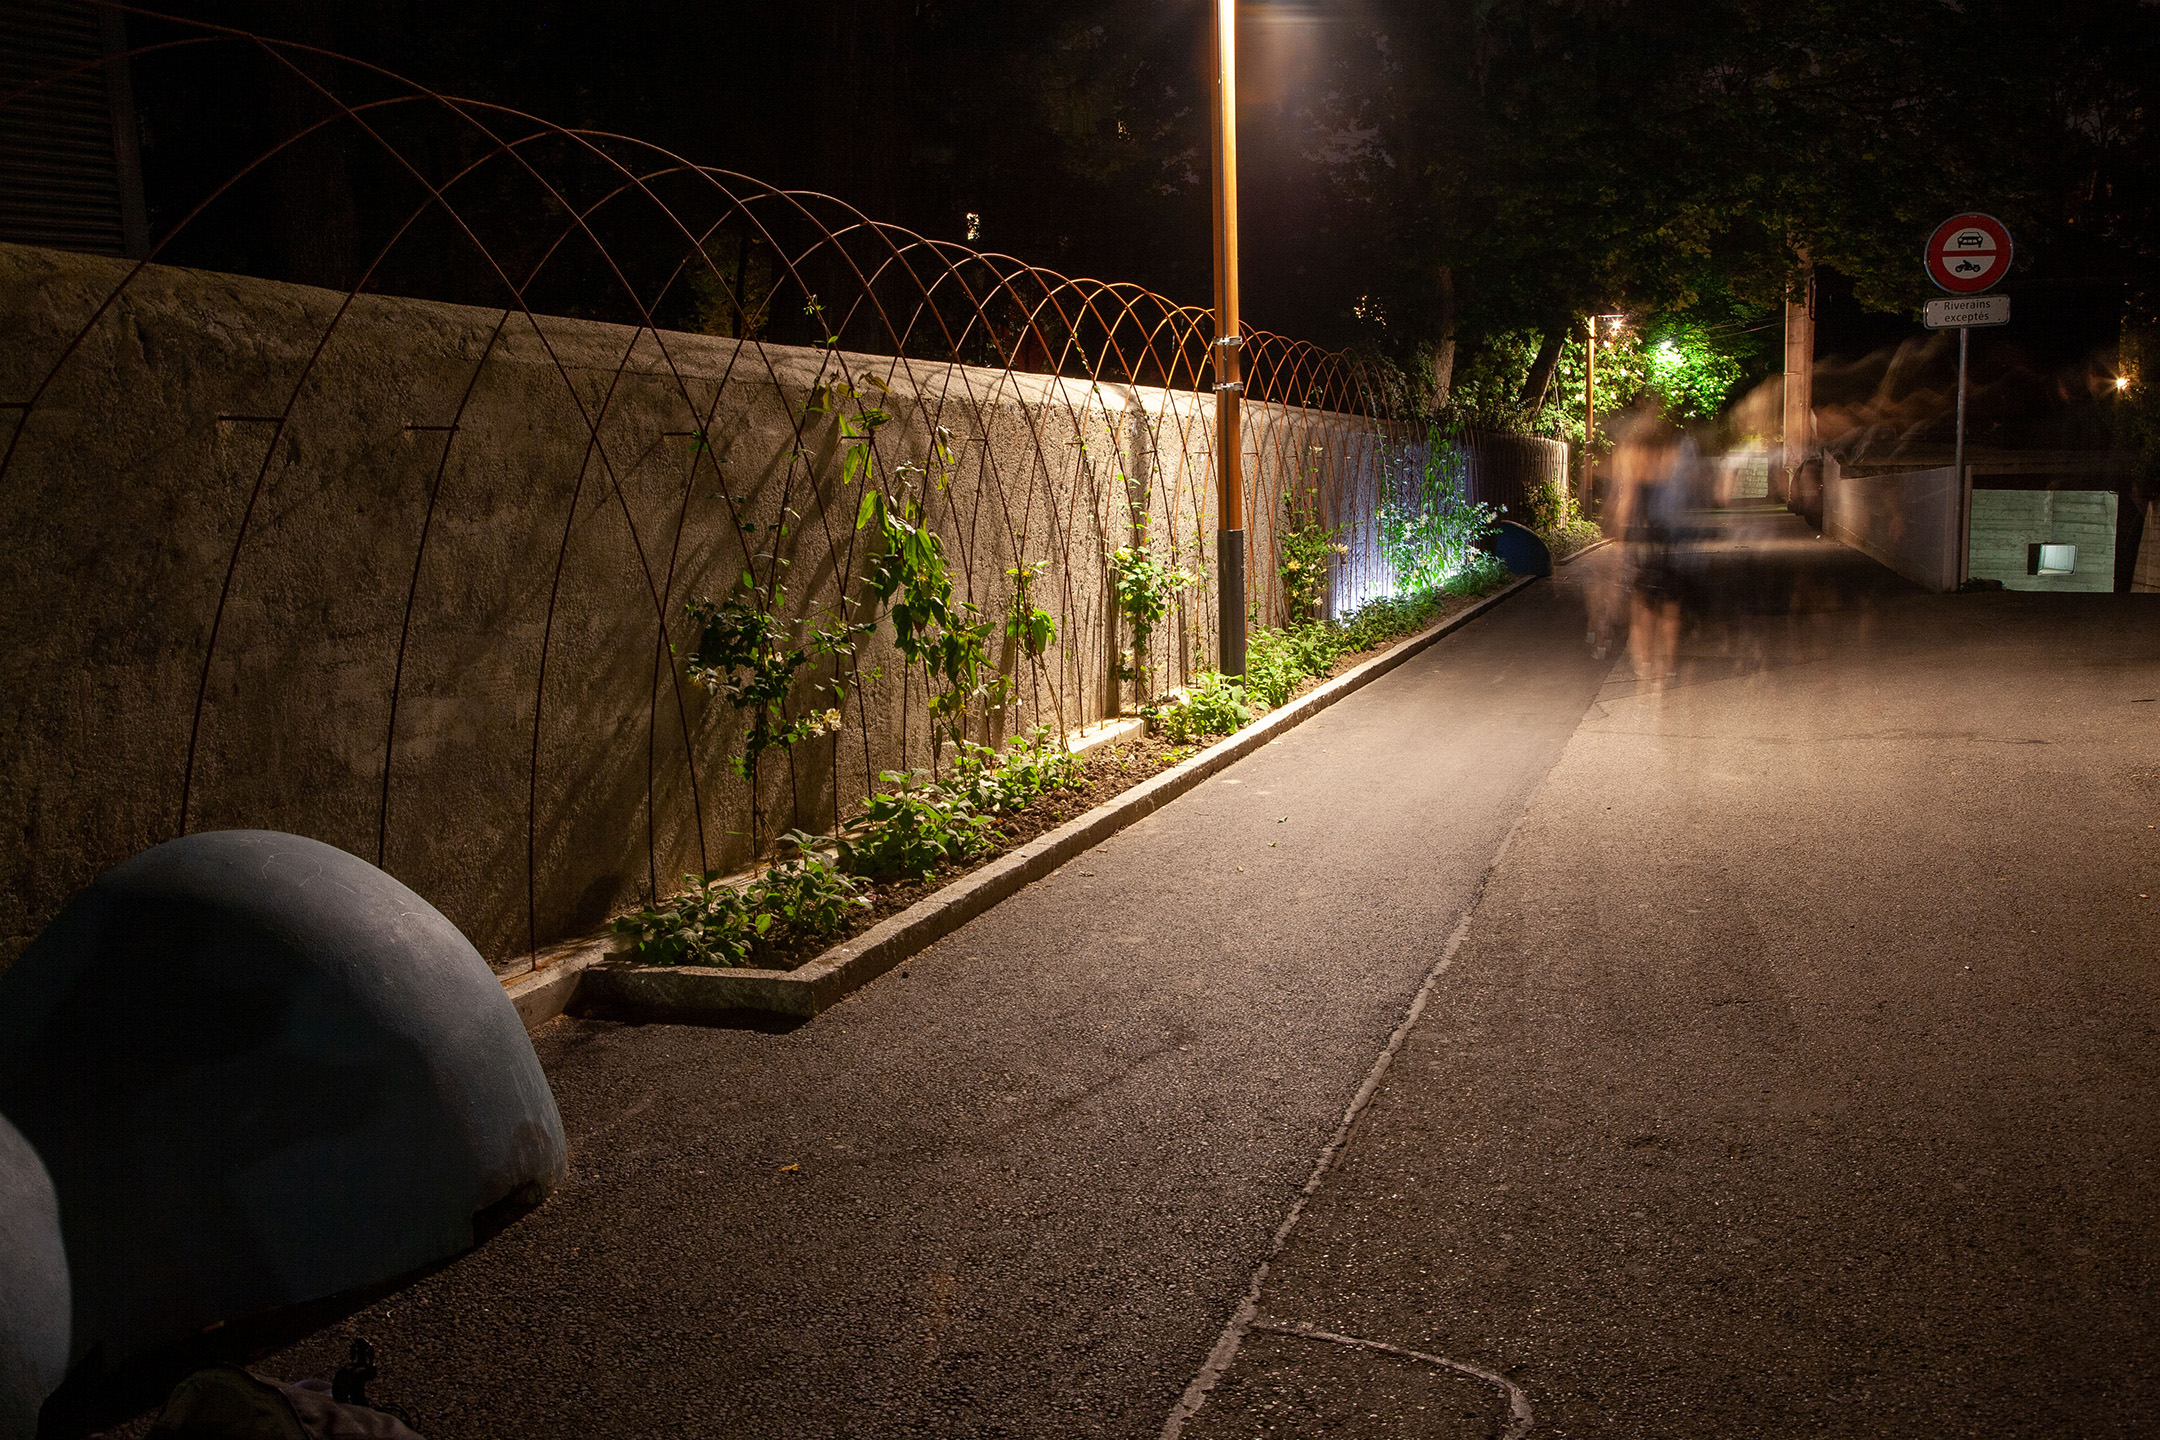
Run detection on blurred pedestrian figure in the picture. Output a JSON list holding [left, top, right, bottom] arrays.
[[1604, 407, 1698, 682]]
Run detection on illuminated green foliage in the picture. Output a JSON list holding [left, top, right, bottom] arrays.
[[1377, 445, 1498, 595], [1148, 671, 1252, 746], [947, 726, 1084, 815], [1245, 624, 1345, 710], [1110, 511, 1196, 700], [1004, 559, 1056, 658], [1278, 482, 1348, 624], [1644, 323, 1749, 419], [838, 770, 995, 880], [611, 847, 868, 969]]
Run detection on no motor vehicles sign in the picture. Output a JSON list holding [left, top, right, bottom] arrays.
[[1926, 213, 2013, 293]]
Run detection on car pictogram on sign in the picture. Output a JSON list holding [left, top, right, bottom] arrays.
[[1926, 213, 2013, 294]]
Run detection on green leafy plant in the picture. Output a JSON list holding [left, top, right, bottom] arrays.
[[1148, 670, 1253, 745], [1004, 559, 1056, 658], [946, 725, 1083, 815], [1445, 550, 1513, 595], [810, 374, 1011, 761], [1335, 592, 1446, 651], [683, 576, 860, 847], [1244, 623, 1346, 709], [1378, 444, 1498, 594], [1110, 513, 1196, 704], [613, 874, 762, 967], [1520, 478, 1572, 533], [858, 484, 1009, 760], [754, 841, 871, 941], [838, 769, 995, 879], [612, 835, 870, 969], [1277, 483, 1348, 624], [999, 724, 1084, 795], [1643, 324, 1749, 419]]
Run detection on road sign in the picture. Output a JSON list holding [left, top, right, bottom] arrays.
[[1923, 295, 2011, 329], [1926, 213, 2013, 293]]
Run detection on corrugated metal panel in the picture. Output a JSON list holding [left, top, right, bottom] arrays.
[[0, 0, 145, 257]]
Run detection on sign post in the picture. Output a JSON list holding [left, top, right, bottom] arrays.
[[1925, 213, 2014, 586]]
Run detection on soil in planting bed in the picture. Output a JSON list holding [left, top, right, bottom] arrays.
[[745, 731, 1195, 971]]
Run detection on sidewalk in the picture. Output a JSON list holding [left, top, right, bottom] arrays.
[[259, 558, 1623, 1438]]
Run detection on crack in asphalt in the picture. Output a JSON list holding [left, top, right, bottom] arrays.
[[1247, 1318, 1535, 1440], [1156, 812, 1534, 1440]]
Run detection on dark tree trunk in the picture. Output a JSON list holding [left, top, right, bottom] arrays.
[[1518, 326, 1567, 414], [1428, 265, 1458, 406]]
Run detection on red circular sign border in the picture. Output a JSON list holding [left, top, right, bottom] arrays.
[[1926, 213, 2014, 295]]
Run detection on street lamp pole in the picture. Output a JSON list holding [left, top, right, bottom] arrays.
[[1580, 315, 1596, 509], [1209, 0, 1247, 677]]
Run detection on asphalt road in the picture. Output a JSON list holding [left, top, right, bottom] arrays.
[[258, 550, 1619, 1438], [1182, 512, 2160, 1439], [253, 512, 2160, 1438]]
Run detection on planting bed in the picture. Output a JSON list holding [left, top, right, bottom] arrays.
[[500, 569, 1542, 1027], [747, 732, 1195, 971], [734, 577, 1518, 971]]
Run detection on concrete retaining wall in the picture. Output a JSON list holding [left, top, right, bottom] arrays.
[[1824, 459, 1960, 592], [1969, 489, 2118, 593], [0, 242, 1404, 967]]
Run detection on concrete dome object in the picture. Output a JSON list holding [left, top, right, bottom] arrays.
[[0, 1113, 69, 1440], [0, 831, 566, 1372]]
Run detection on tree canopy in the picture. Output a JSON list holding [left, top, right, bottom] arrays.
[[138, 0, 2160, 420]]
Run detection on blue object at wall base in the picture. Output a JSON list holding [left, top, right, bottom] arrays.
[[1477, 519, 1554, 577]]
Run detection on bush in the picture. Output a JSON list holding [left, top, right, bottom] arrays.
[[1149, 671, 1253, 745], [752, 847, 871, 942], [1521, 478, 1573, 532], [1444, 551, 1513, 595], [613, 874, 763, 966], [947, 725, 1083, 815], [1378, 443, 1499, 593], [1522, 477, 1603, 556], [1278, 484, 1348, 624], [1245, 623, 1346, 709], [612, 847, 868, 968], [839, 769, 995, 879], [1335, 592, 1444, 651]]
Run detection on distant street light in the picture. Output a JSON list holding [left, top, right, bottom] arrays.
[[1209, 0, 1247, 677]]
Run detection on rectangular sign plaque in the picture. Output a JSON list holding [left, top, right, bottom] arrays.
[[1923, 295, 2011, 329]]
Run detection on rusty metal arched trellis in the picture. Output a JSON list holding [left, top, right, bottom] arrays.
[[0, 4, 1432, 967]]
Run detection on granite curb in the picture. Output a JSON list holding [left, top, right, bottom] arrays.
[[509, 571, 1542, 1029]]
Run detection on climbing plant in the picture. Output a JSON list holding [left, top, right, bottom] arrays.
[[1277, 480, 1348, 624], [683, 576, 863, 850], [837, 386, 1012, 763], [1377, 443, 1497, 594], [1110, 507, 1195, 706]]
